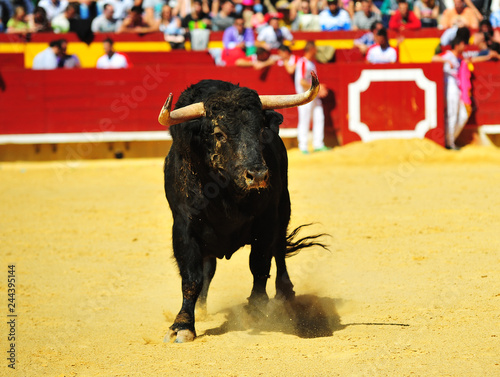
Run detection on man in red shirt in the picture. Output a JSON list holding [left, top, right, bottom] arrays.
[[389, 0, 421, 31]]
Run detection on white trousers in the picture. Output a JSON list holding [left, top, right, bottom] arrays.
[[446, 79, 469, 148], [297, 98, 325, 151]]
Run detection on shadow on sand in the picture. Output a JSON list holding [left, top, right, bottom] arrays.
[[203, 294, 346, 339]]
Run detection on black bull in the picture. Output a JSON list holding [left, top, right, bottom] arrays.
[[160, 76, 327, 343]]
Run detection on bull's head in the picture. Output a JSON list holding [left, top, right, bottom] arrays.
[[159, 72, 320, 192], [158, 71, 320, 128]]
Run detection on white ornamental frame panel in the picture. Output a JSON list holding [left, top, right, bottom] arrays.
[[348, 69, 437, 142]]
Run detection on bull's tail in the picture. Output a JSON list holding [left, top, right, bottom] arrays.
[[285, 223, 329, 257]]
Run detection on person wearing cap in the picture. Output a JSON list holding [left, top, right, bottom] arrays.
[[319, 0, 352, 30], [256, 13, 293, 50]]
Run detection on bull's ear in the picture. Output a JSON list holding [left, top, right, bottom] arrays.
[[169, 121, 204, 153], [264, 110, 283, 134], [169, 121, 202, 138]]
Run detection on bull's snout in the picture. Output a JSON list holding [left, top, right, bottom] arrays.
[[245, 167, 269, 189]]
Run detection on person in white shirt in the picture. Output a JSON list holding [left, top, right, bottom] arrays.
[[319, 0, 352, 31], [366, 27, 398, 63], [432, 36, 470, 149], [96, 38, 129, 69], [37, 0, 69, 22], [51, 2, 78, 33], [32, 40, 61, 70], [96, 0, 134, 20], [91, 3, 122, 32], [294, 41, 330, 154], [257, 14, 293, 50]]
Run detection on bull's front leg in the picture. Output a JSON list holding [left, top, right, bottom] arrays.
[[248, 228, 274, 310], [166, 220, 204, 343], [248, 247, 272, 308]]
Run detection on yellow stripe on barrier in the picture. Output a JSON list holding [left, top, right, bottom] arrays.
[[1, 37, 441, 68], [113, 41, 172, 52], [398, 38, 440, 63], [0, 42, 25, 53]]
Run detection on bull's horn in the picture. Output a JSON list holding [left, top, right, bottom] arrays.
[[260, 71, 320, 110], [158, 71, 319, 127], [158, 93, 206, 128]]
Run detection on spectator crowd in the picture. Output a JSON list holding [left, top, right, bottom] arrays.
[[3, 0, 500, 68], [2, 0, 500, 38]]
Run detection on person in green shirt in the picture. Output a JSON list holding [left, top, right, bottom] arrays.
[[6, 6, 30, 33]]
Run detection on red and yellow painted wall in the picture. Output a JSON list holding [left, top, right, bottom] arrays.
[[1, 30, 499, 161], [0, 30, 442, 69]]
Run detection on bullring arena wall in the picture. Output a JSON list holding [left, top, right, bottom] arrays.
[[1, 30, 500, 161]]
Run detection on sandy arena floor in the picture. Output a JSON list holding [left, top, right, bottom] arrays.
[[1, 139, 499, 376]]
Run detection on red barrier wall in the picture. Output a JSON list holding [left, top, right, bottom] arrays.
[[318, 63, 445, 145], [467, 61, 500, 127], [125, 51, 215, 66], [0, 65, 300, 135]]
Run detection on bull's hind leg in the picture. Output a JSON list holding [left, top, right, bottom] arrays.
[[275, 254, 295, 300], [196, 257, 217, 318], [275, 194, 295, 300], [166, 220, 204, 343]]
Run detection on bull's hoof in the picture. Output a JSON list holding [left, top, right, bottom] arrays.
[[247, 292, 269, 308], [164, 328, 196, 343], [275, 289, 296, 301], [244, 303, 266, 322], [245, 294, 269, 322]]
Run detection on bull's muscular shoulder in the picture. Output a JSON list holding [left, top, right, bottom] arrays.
[[164, 151, 207, 214]]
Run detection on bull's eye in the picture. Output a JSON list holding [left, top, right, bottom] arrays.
[[213, 127, 226, 142], [214, 132, 225, 141]]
